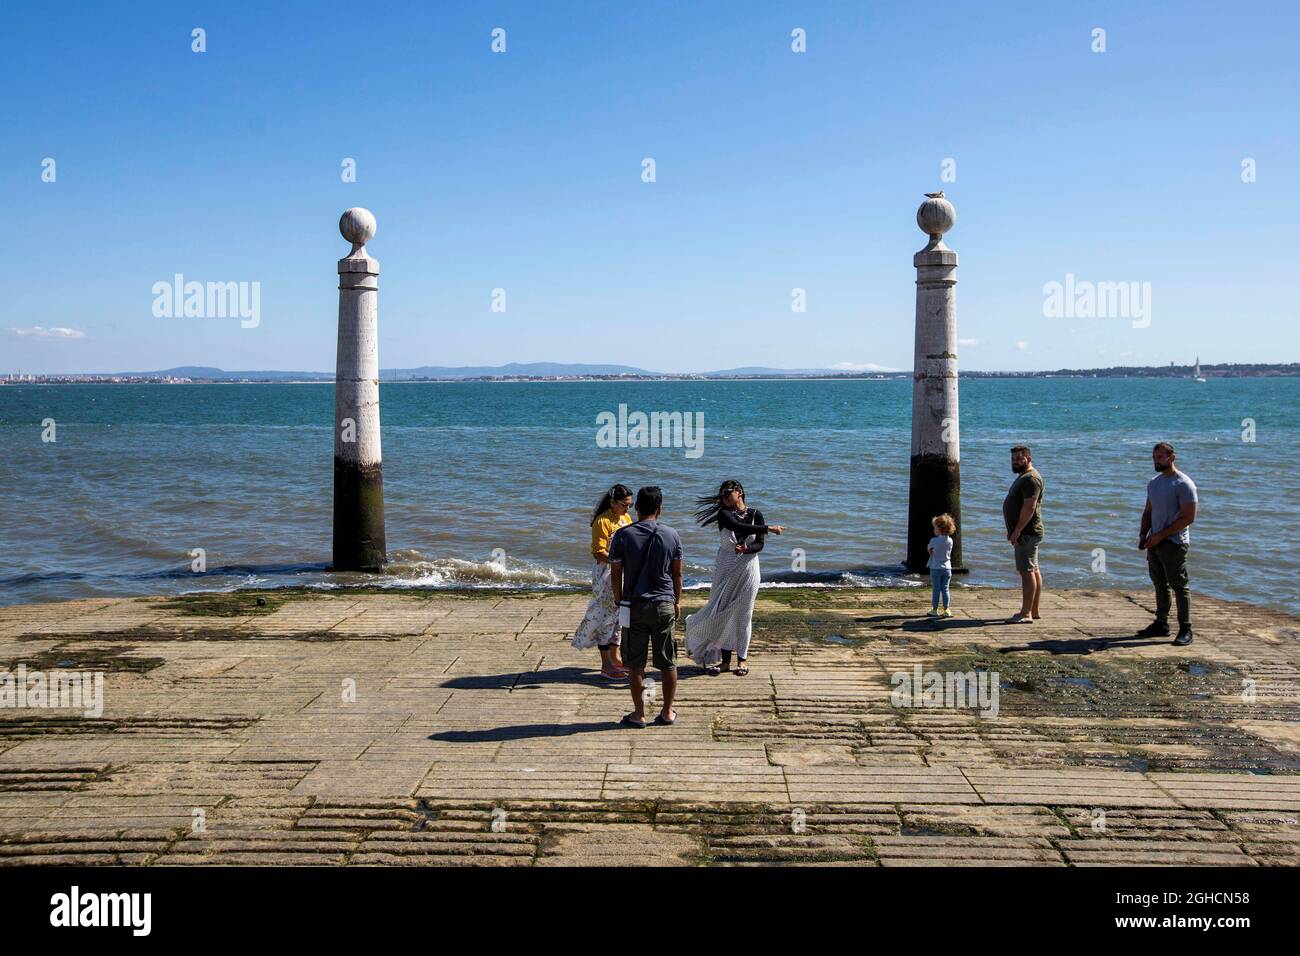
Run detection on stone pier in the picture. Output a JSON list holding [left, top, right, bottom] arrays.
[[2, 587, 1298, 866], [906, 193, 963, 573]]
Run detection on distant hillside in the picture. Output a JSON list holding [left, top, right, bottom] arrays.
[[118, 366, 333, 381], [698, 366, 860, 377], [382, 362, 655, 380], [55, 360, 1296, 385], [960, 362, 1300, 379]]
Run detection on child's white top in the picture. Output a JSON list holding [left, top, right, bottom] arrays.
[[927, 534, 953, 570]]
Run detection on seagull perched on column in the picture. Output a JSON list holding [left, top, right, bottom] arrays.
[[925, 191, 945, 199]]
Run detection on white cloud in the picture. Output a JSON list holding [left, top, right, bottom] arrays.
[[1014, 340, 1030, 351], [958, 338, 980, 347], [10, 326, 86, 339], [830, 361, 900, 372]]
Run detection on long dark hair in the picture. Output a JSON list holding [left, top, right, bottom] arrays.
[[590, 484, 634, 526], [694, 479, 745, 527]]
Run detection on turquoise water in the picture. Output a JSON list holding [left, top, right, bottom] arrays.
[[1, 378, 1296, 609]]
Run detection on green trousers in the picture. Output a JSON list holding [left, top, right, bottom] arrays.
[[1147, 539, 1191, 627]]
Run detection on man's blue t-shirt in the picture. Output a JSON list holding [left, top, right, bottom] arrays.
[[1148, 470, 1198, 545], [609, 518, 682, 604]]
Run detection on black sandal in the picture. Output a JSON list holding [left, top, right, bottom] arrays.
[[734, 662, 749, 676], [653, 711, 676, 726], [620, 713, 646, 729], [705, 664, 720, 676]]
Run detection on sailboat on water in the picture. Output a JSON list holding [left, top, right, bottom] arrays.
[[1192, 357, 1207, 382]]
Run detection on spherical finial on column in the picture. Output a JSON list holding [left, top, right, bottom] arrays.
[[340, 207, 377, 256], [916, 192, 955, 240]]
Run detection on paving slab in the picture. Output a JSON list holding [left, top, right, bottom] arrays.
[[2, 586, 1298, 866]]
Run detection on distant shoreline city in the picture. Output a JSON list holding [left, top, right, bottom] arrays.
[[2, 361, 1297, 386]]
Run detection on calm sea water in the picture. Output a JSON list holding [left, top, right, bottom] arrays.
[[1, 379, 1296, 609]]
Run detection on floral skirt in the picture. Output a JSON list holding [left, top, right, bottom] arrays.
[[571, 562, 620, 649]]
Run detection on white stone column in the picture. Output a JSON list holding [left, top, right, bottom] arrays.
[[906, 193, 962, 572], [332, 207, 387, 571]]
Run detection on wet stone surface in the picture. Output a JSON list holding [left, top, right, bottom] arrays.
[[0, 586, 1298, 866]]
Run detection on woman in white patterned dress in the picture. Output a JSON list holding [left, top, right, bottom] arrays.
[[685, 480, 784, 677], [571, 484, 634, 680]]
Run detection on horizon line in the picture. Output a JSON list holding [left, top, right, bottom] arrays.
[[4, 359, 1299, 382]]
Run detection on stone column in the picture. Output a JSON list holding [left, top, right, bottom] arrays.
[[906, 193, 962, 573], [333, 207, 387, 571]]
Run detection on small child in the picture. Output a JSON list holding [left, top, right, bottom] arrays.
[[927, 514, 956, 618]]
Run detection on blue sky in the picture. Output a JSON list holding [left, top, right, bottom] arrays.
[[6, 0, 1298, 374]]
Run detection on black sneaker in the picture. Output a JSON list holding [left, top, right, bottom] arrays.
[[1136, 620, 1171, 638], [1173, 626, 1193, 646]]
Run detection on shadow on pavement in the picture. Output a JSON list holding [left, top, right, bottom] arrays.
[[998, 636, 1173, 655], [428, 721, 623, 742], [443, 666, 625, 690], [900, 617, 1008, 632]]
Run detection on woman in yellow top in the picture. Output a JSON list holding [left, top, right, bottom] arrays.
[[571, 484, 634, 679]]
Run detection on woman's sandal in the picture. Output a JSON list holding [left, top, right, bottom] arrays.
[[705, 664, 720, 676], [734, 663, 749, 676]]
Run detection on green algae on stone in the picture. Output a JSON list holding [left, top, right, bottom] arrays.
[[757, 588, 840, 610], [751, 606, 878, 646], [4, 645, 165, 674], [154, 590, 294, 617], [19, 626, 400, 643]]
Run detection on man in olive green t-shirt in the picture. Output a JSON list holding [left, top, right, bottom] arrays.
[[1003, 445, 1044, 623]]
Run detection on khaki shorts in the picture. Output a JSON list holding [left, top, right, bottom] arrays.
[[622, 600, 677, 671], [1013, 533, 1041, 573]]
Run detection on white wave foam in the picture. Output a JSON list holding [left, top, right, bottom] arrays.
[[384, 552, 582, 588]]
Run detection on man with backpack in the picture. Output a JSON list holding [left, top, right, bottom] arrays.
[[610, 486, 684, 728]]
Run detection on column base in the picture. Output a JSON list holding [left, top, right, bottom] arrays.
[[906, 453, 962, 573], [332, 458, 387, 571]]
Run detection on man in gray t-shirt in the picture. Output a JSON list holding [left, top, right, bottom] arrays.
[[1003, 445, 1045, 623], [610, 486, 683, 728], [1137, 442, 1199, 645]]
